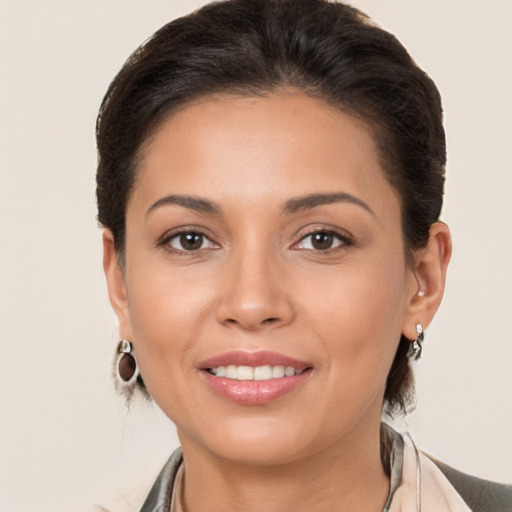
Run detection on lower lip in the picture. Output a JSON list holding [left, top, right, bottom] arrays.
[[200, 369, 313, 405]]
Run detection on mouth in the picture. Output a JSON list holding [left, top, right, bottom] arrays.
[[206, 364, 307, 380], [198, 351, 313, 405]]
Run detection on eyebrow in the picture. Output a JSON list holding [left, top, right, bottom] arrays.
[[146, 192, 374, 218], [283, 192, 375, 216], [146, 194, 222, 217]]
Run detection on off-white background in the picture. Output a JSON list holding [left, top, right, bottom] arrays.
[[1, 1, 511, 511]]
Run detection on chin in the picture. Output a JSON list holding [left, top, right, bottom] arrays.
[[211, 438, 309, 467], [180, 415, 318, 466]]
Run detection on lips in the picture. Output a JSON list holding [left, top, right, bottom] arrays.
[[199, 350, 311, 370], [198, 350, 313, 405]]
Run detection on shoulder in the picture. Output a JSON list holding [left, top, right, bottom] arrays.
[[428, 456, 512, 512], [85, 449, 183, 512]]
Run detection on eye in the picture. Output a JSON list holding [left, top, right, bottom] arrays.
[[165, 231, 215, 252], [294, 230, 350, 251]]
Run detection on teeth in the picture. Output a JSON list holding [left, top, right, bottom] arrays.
[[284, 366, 295, 377], [226, 365, 237, 379], [208, 364, 305, 381], [272, 365, 285, 378], [237, 366, 254, 380], [254, 365, 272, 380]]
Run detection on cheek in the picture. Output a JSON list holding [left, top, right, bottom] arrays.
[[124, 263, 216, 399], [127, 252, 214, 334], [300, 248, 409, 380]]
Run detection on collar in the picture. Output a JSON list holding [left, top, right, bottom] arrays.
[[138, 424, 470, 512]]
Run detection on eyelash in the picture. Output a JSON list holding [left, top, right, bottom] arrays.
[[292, 228, 353, 253], [158, 228, 218, 255], [158, 227, 353, 255]]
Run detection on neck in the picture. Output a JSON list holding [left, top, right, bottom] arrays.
[[179, 420, 389, 512]]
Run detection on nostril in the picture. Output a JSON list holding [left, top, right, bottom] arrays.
[[223, 316, 281, 328]]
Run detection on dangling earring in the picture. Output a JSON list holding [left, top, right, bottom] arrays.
[[408, 323, 424, 360], [114, 339, 140, 400]]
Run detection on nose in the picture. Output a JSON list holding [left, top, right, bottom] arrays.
[[216, 246, 295, 331]]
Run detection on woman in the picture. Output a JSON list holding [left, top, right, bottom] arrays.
[[96, 0, 511, 510]]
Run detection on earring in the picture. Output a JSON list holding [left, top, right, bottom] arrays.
[[408, 323, 424, 360], [114, 339, 140, 399]]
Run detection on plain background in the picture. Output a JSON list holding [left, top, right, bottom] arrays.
[[1, 1, 511, 510]]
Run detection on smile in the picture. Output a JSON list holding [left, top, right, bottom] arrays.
[[199, 351, 313, 405], [207, 365, 305, 380]]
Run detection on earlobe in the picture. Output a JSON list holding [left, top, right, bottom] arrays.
[[402, 222, 452, 340], [102, 230, 133, 340]]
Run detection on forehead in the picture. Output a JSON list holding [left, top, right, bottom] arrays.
[[132, 92, 398, 217]]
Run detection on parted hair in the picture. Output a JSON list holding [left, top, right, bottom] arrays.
[[96, 0, 446, 416]]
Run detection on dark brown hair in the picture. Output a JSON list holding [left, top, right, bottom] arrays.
[[97, 0, 446, 415]]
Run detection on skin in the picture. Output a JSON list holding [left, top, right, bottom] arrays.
[[104, 92, 451, 512]]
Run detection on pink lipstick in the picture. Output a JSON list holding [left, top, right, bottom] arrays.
[[198, 350, 313, 405]]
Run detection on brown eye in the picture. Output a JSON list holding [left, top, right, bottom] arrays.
[[295, 230, 347, 251], [311, 232, 334, 250], [181, 233, 203, 250], [168, 232, 209, 251]]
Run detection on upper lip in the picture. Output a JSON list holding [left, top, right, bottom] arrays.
[[198, 350, 312, 370]]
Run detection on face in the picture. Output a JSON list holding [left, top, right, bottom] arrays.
[[108, 93, 422, 465]]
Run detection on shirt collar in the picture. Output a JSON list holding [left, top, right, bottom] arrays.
[[139, 424, 405, 512]]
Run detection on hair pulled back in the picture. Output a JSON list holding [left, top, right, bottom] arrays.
[[96, 0, 446, 415]]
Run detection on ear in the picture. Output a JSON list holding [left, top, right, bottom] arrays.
[[102, 229, 134, 341], [402, 222, 452, 340]]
